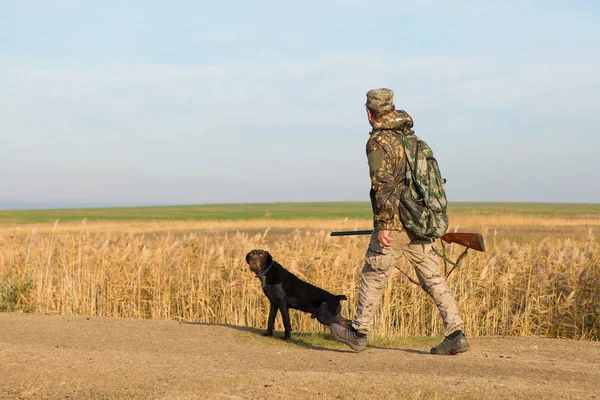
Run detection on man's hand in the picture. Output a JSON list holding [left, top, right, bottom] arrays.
[[378, 230, 393, 247]]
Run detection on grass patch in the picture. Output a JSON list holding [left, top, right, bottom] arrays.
[[0, 270, 34, 312], [234, 329, 439, 352], [0, 202, 372, 224], [367, 334, 440, 349]]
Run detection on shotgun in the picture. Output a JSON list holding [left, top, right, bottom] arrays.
[[330, 230, 485, 252]]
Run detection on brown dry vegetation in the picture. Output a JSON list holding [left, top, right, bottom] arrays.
[[1, 214, 599, 340]]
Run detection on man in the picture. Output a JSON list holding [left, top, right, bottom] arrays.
[[329, 88, 469, 355]]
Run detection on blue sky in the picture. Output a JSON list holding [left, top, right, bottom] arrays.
[[1, 0, 599, 208]]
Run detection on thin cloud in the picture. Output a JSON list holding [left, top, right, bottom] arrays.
[[1, 53, 598, 204]]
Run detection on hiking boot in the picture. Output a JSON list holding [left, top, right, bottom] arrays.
[[430, 330, 470, 355], [330, 322, 367, 352]]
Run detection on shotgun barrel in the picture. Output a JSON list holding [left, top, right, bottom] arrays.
[[330, 230, 485, 252]]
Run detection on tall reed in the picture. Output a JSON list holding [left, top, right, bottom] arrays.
[[0, 221, 598, 339]]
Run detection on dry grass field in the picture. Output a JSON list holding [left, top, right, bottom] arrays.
[[1, 206, 600, 399], [1, 210, 599, 340]]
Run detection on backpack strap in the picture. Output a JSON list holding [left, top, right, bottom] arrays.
[[394, 130, 420, 191]]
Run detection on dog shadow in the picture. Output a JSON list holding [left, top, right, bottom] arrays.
[[182, 321, 430, 354], [182, 321, 355, 353]]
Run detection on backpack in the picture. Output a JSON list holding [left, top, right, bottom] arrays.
[[396, 132, 449, 239]]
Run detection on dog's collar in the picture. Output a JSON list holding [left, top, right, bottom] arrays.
[[256, 262, 274, 278]]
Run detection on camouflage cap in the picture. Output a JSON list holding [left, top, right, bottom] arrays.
[[366, 88, 395, 114]]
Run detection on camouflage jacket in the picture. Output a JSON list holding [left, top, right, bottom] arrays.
[[366, 110, 414, 231]]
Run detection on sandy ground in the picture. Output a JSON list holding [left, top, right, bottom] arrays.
[[0, 313, 598, 400]]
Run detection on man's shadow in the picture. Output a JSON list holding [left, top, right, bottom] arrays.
[[368, 345, 430, 355], [182, 321, 429, 354]]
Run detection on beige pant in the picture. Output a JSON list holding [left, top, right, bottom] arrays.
[[352, 230, 464, 337]]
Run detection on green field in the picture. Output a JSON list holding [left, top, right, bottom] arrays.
[[1, 202, 599, 224]]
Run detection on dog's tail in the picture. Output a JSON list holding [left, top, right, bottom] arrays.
[[337, 294, 348, 301]]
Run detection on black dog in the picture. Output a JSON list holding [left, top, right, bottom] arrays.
[[245, 249, 347, 339]]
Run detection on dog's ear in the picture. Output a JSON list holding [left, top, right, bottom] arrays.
[[265, 251, 273, 265], [245, 251, 252, 264]]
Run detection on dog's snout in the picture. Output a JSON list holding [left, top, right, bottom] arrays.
[[247, 251, 262, 262], [246, 250, 267, 262], [246, 250, 271, 275]]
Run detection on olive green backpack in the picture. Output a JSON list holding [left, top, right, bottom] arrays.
[[397, 132, 449, 239]]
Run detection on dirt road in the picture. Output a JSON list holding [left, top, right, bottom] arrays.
[[0, 313, 598, 399]]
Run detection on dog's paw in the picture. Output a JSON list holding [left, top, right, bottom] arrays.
[[262, 331, 273, 337], [281, 336, 291, 341]]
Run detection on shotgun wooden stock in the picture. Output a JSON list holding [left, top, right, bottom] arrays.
[[440, 232, 485, 252], [330, 230, 486, 252]]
